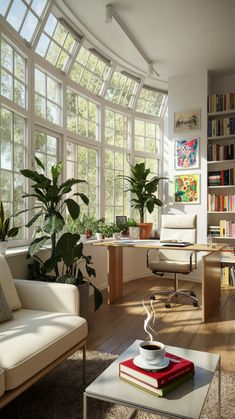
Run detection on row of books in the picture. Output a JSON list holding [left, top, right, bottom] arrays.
[[207, 93, 235, 113], [221, 265, 235, 286], [219, 220, 235, 238], [221, 246, 235, 260], [207, 143, 235, 161], [208, 194, 235, 212], [119, 352, 194, 397], [208, 117, 235, 137], [208, 169, 235, 186]]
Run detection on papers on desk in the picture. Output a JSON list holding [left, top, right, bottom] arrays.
[[114, 239, 192, 247], [115, 239, 160, 245]]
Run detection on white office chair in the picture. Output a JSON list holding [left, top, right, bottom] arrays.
[[147, 214, 199, 308]]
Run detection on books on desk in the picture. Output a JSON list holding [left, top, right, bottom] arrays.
[[119, 352, 195, 397]]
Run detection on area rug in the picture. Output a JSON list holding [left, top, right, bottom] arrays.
[[0, 350, 234, 419]]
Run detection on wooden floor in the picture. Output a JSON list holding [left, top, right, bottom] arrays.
[[87, 276, 235, 372]]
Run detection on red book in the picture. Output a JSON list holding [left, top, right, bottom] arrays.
[[119, 352, 194, 388]]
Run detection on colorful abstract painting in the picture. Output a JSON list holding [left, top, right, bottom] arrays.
[[175, 138, 200, 169], [174, 174, 200, 204]]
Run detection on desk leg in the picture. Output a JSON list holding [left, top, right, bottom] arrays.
[[107, 246, 123, 304], [202, 251, 221, 322], [218, 356, 221, 418], [83, 392, 87, 419]]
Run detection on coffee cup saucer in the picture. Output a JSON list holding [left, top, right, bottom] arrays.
[[133, 355, 170, 371]]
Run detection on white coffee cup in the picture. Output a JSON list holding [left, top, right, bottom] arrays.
[[139, 340, 166, 365]]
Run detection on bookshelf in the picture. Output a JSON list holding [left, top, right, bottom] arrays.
[[207, 88, 235, 287]]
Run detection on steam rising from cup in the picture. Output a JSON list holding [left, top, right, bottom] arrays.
[[142, 297, 157, 341]]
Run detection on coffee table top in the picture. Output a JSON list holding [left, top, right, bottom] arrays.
[[85, 340, 220, 419]]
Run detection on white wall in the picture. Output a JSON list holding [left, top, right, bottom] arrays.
[[164, 71, 208, 281]]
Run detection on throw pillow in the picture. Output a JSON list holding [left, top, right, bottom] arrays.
[[0, 283, 13, 323], [0, 255, 22, 311]]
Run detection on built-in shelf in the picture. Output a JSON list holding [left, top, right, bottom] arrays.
[[212, 236, 235, 240], [221, 258, 235, 263], [208, 135, 235, 141], [208, 211, 235, 214], [208, 185, 235, 189], [208, 159, 235, 164], [208, 110, 235, 117]]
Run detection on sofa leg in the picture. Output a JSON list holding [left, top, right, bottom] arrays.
[[82, 343, 86, 388]]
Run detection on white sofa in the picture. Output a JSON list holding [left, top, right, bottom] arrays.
[[0, 255, 88, 408]]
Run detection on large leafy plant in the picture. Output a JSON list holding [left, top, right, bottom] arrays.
[[0, 201, 20, 241], [118, 162, 167, 223], [20, 157, 102, 310]]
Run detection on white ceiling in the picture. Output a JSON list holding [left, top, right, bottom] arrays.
[[58, 0, 235, 89]]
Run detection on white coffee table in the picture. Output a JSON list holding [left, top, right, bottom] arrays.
[[83, 340, 221, 419]]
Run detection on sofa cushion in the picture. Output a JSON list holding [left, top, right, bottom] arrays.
[[0, 283, 13, 323], [0, 255, 21, 311], [0, 309, 88, 390], [0, 369, 4, 397]]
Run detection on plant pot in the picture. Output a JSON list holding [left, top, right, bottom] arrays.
[[129, 226, 140, 240], [95, 232, 104, 240], [0, 241, 8, 255], [112, 232, 120, 240], [138, 223, 153, 239], [80, 234, 87, 243], [77, 281, 89, 321]]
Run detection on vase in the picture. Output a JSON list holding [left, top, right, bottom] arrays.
[[0, 241, 8, 255], [129, 226, 140, 240], [95, 232, 103, 240], [138, 223, 153, 239]]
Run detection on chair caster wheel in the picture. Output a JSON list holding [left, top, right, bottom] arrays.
[[150, 295, 156, 300], [165, 303, 171, 308], [193, 301, 199, 307]]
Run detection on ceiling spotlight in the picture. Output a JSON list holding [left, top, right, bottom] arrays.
[[105, 4, 113, 23]]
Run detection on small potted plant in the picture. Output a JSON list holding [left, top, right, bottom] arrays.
[[127, 218, 140, 239], [0, 201, 21, 254], [93, 218, 106, 240]]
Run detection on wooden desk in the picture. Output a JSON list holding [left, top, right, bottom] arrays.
[[93, 240, 225, 322]]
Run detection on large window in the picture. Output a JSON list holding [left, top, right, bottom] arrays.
[[105, 71, 139, 108], [67, 89, 99, 140], [35, 68, 62, 125], [0, 0, 48, 43], [136, 86, 167, 117], [0, 37, 26, 108], [67, 141, 99, 216], [70, 46, 111, 96], [0, 106, 26, 239], [36, 13, 78, 71]]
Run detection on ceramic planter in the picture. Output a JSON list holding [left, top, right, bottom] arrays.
[[0, 241, 8, 255]]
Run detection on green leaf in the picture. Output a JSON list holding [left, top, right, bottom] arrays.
[[26, 211, 43, 228], [73, 193, 89, 206], [89, 283, 103, 311], [43, 255, 61, 273], [44, 213, 65, 235], [56, 232, 81, 267], [46, 185, 59, 200], [28, 236, 49, 256], [7, 227, 20, 237], [65, 199, 80, 220], [35, 156, 45, 171], [56, 275, 77, 285], [20, 169, 47, 184], [51, 162, 63, 184]]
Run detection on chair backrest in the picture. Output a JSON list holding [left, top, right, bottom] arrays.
[[160, 214, 197, 262]]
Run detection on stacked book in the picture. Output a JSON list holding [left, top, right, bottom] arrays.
[[208, 169, 235, 186], [119, 353, 194, 397], [207, 143, 235, 161], [208, 117, 235, 137]]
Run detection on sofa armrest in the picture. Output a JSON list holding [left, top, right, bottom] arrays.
[[14, 280, 80, 315]]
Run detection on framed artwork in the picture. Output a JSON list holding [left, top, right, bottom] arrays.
[[116, 216, 127, 226], [174, 138, 200, 169], [174, 174, 200, 204], [174, 110, 200, 132]]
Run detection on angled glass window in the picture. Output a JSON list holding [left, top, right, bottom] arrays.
[[0, 0, 48, 43], [105, 70, 139, 108], [67, 141, 99, 216], [134, 118, 160, 154], [0, 36, 27, 108], [67, 89, 99, 140], [35, 130, 58, 177], [105, 109, 130, 148], [35, 68, 62, 125], [70, 46, 111, 96], [0, 106, 26, 240], [136, 86, 167, 117], [36, 14, 78, 71], [104, 150, 129, 221]]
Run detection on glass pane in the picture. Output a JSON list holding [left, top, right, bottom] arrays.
[[1, 69, 13, 100], [46, 41, 60, 64], [35, 131, 46, 152], [20, 10, 38, 42], [89, 102, 96, 122], [135, 135, 144, 151], [146, 122, 155, 138], [70, 62, 83, 83], [14, 114, 25, 145], [36, 33, 50, 57], [78, 97, 88, 119], [86, 54, 98, 71], [14, 173, 24, 202], [146, 138, 155, 153], [1, 141, 12, 170], [35, 94, 46, 118], [47, 76, 58, 102], [0, 170, 12, 201], [64, 33, 76, 52], [7, 0, 27, 31], [1, 39, 13, 72], [57, 50, 69, 71], [31, 0, 47, 16], [0, 0, 10, 16], [47, 101, 59, 124], [14, 143, 24, 171], [47, 135, 57, 154], [14, 52, 25, 81], [77, 46, 89, 65], [44, 13, 57, 36], [35, 68, 46, 95], [14, 80, 25, 107], [1, 108, 12, 142], [53, 22, 67, 46]]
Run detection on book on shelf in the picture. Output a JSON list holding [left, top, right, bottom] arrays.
[[120, 370, 195, 397], [221, 265, 235, 286], [207, 92, 235, 113], [119, 353, 194, 388]]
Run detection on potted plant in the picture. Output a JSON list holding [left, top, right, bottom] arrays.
[[67, 213, 96, 240], [117, 162, 167, 239], [126, 218, 140, 239], [19, 157, 103, 313], [102, 222, 121, 239], [93, 218, 106, 240], [0, 201, 21, 254]]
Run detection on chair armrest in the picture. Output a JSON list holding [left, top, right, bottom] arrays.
[[14, 280, 79, 315]]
